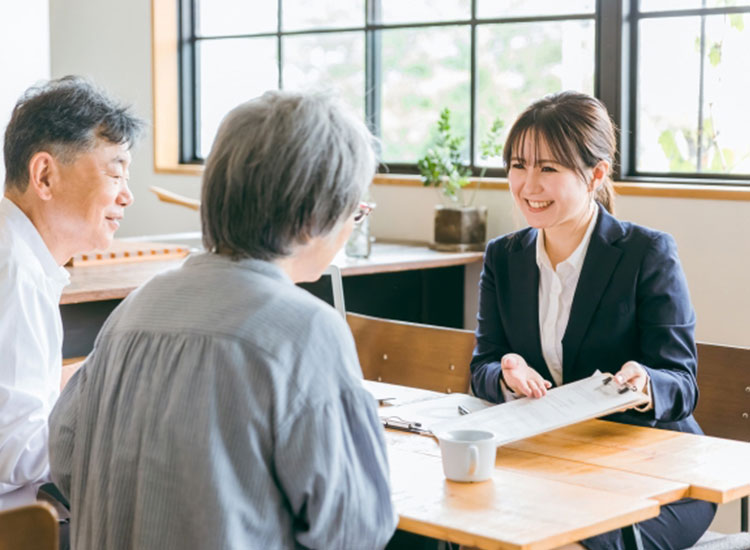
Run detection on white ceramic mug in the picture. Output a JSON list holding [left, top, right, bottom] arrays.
[[437, 429, 496, 483]]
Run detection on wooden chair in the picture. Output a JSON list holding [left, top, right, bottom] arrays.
[[694, 343, 750, 444], [0, 502, 59, 550], [346, 312, 475, 394], [690, 342, 750, 548]]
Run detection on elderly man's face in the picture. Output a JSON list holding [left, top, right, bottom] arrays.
[[51, 140, 133, 254]]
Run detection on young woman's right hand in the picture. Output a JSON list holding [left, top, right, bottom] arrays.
[[500, 353, 552, 398]]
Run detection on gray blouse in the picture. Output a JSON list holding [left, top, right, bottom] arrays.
[[49, 253, 397, 550]]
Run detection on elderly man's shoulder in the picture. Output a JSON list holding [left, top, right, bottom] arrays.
[[0, 226, 41, 290]]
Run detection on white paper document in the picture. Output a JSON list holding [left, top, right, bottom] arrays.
[[380, 372, 649, 445], [378, 393, 494, 428], [361, 380, 443, 406]]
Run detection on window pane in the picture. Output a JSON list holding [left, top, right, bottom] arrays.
[[380, 26, 471, 163], [637, 18, 700, 173], [198, 38, 278, 157], [282, 32, 365, 117], [638, 14, 750, 174], [477, 0, 594, 19], [197, 0, 277, 37], [475, 21, 595, 168], [639, 0, 750, 11], [701, 13, 750, 173], [379, 0, 470, 24], [283, 0, 364, 31]]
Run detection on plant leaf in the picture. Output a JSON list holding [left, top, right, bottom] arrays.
[[708, 42, 722, 67], [730, 14, 744, 32]]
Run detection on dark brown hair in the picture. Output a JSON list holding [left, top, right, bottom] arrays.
[[502, 91, 616, 214], [4, 76, 143, 191]]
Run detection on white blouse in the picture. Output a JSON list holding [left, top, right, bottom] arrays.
[[536, 208, 599, 387]]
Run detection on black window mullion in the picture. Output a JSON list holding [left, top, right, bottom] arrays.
[[595, 0, 628, 179], [469, 0, 477, 169], [366, 0, 382, 140], [696, 3, 707, 172], [277, 0, 283, 89], [626, 0, 639, 178], [178, 0, 199, 163], [637, 5, 750, 19]]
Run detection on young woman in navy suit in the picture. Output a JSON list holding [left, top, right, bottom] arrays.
[[470, 91, 715, 550]]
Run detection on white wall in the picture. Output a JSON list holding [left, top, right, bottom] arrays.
[[49, 0, 202, 236], [0, 0, 50, 185], [47, 0, 750, 347]]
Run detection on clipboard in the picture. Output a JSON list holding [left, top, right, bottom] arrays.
[[379, 372, 649, 443]]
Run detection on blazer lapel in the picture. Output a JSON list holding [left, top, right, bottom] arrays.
[[562, 207, 625, 381], [507, 229, 550, 382]]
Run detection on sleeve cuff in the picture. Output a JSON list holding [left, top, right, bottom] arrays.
[[498, 370, 522, 402], [632, 372, 654, 412]]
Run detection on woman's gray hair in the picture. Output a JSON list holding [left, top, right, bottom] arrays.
[[201, 90, 376, 261]]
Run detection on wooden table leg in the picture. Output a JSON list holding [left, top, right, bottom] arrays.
[[622, 524, 644, 550], [742, 496, 748, 532]]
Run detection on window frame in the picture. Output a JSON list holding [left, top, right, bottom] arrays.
[[623, 2, 750, 185], [163, 0, 750, 190], [178, 0, 597, 173]]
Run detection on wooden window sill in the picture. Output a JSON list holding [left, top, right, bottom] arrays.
[[372, 174, 750, 201], [149, 161, 749, 201]]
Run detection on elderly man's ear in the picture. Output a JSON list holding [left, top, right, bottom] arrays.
[[26, 151, 58, 201]]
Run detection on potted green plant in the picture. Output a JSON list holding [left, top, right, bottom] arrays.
[[418, 108, 503, 251]]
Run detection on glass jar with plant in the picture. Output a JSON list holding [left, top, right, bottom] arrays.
[[417, 108, 503, 251]]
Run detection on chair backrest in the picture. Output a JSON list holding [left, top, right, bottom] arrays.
[[347, 312, 476, 394], [694, 342, 750, 442], [0, 502, 59, 550]]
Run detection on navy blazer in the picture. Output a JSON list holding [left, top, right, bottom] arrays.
[[470, 204, 703, 434]]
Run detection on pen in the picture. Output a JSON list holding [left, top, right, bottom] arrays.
[[457, 405, 470, 416], [381, 417, 430, 434]]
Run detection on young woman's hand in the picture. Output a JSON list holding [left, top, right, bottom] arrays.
[[613, 360, 649, 393], [500, 353, 552, 398]]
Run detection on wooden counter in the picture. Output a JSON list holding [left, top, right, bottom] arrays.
[[61, 241, 483, 305], [61, 241, 484, 358], [333, 241, 484, 277]]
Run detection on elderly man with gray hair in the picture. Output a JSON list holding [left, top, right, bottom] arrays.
[[0, 76, 141, 514], [49, 90, 397, 550]]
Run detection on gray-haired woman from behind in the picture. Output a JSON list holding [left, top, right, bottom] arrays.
[[48, 91, 398, 550]]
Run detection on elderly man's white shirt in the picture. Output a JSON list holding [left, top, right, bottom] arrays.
[[0, 197, 69, 510]]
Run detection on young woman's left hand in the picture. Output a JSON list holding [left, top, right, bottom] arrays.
[[613, 360, 649, 393]]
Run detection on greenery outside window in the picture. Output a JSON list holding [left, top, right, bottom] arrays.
[[177, 0, 750, 186], [633, 2, 750, 179], [179, 0, 595, 175]]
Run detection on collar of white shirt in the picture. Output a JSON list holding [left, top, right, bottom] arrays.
[[0, 198, 70, 288], [535, 205, 599, 277]]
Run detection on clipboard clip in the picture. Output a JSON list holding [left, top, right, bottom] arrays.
[[602, 375, 637, 394], [381, 416, 433, 435]]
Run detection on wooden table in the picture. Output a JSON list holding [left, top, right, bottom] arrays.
[[376, 383, 750, 550]]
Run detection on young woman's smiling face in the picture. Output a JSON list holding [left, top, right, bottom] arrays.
[[507, 134, 593, 234]]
